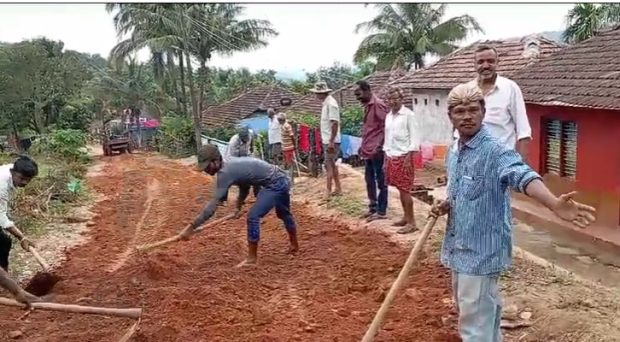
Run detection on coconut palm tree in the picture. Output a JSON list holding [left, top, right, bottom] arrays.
[[186, 4, 277, 116], [563, 3, 620, 43], [354, 4, 483, 70], [105, 4, 277, 153]]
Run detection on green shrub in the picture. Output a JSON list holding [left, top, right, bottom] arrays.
[[156, 115, 194, 158], [32, 129, 89, 163], [203, 125, 236, 142]]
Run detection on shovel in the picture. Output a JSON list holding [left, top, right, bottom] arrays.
[[23, 247, 61, 297]]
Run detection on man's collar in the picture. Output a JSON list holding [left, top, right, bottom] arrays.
[[367, 95, 378, 106], [390, 105, 405, 115], [461, 125, 489, 149]]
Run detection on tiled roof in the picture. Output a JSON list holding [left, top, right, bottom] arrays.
[[511, 26, 620, 110], [286, 69, 409, 115], [390, 35, 564, 90], [201, 85, 304, 128]]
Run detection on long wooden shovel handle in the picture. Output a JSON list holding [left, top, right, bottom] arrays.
[[136, 212, 236, 252], [28, 246, 50, 271], [0, 297, 142, 319], [361, 213, 439, 342]]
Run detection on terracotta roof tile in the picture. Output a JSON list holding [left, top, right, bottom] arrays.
[[286, 69, 409, 115], [511, 26, 620, 110], [201, 85, 304, 128], [390, 35, 563, 90]]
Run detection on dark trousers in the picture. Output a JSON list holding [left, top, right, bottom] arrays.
[[364, 152, 388, 216], [247, 177, 296, 242], [0, 231, 12, 271]]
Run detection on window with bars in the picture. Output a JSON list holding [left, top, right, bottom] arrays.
[[544, 119, 577, 179]]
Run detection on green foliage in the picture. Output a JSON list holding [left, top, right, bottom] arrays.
[[203, 126, 237, 142], [288, 111, 320, 128], [156, 115, 195, 157], [341, 105, 364, 136], [32, 129, 89, 163], [354, 4, 483, 70], [563, 4, 620, 43]]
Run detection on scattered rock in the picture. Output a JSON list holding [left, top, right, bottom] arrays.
[[405, 288, 420, 299], [519, 311, 532, 320], [8, 330, 23, 339], [502, 304, 519, 321], [303, 325, 315, 333], [387, 267, 395, 272]]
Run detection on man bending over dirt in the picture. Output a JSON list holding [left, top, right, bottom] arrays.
[[0, 156, 41, 304], [180, 144, 299, 267], [432, 83, 596, 342]]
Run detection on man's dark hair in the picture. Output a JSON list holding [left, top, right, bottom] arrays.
[[355, 80, 372, 92], [13, 155, 38, 178]]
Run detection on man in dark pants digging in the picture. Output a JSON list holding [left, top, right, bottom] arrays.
[[180, 144, 299, 267], [0, 156, 41, 304]]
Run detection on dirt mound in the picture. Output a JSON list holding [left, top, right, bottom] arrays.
[[0, 154, 458, 341]]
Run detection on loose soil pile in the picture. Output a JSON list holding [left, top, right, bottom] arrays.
[[0, 154, 458, 341]]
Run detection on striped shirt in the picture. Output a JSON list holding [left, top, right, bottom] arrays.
[[441, 126, 541, 275]]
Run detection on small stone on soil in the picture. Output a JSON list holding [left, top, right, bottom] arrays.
[[9, 331, 23, 339]]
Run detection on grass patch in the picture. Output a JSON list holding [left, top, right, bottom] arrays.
[[326, 194, 366, 217]]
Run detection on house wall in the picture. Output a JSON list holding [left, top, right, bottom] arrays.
[[411, 89, 453, 145], [527, 104, 620, 227]]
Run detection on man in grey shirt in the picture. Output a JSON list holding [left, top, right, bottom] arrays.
[[180, 144, 299, 267]]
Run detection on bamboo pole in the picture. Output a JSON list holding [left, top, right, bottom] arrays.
[[360, 214, 439, 342], [0, 297, 142, 319]]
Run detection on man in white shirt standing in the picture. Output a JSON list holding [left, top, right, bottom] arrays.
[[267, 108, 282, 166], [311, 81, 342, 199], [466, 44, 532, 160], [0, 155, 41, 304], [384, 87, 421, 234]]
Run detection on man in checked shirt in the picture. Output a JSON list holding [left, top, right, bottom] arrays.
[[432, 83, 596, 342]]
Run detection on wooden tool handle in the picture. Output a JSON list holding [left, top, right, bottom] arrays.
[[135, 212, 236, 252], [28, 247, 50, 271], [0, 297, 142, 319], [361, 214, 439, 342]]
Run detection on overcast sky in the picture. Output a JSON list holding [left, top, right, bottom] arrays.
[[0, 3, 573, 74]]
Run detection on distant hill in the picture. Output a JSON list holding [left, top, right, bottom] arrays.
[[275, 69, 307, 81], [539, 31, 565, 44]]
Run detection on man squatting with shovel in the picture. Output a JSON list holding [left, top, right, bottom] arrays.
[[0, 156, 41, 304], [432, 83, 596, 342], [180, 144, 299, 267]]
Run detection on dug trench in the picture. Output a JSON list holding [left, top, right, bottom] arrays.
[[0, 153, 459, 341]]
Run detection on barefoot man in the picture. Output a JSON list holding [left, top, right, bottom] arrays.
[[432, 83, 596, 342], [180, 144, 299, 267], [384, 86, 420, 234], [0, 156, 41, 304]]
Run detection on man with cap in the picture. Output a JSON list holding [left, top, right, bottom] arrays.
[[267, 108, 283, 166], [310, 81, 342, 199], [432, 82, 596, 342], [180, 144, 299, 267]]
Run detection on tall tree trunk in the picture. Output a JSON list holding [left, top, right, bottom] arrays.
[[198, 60, 207, 123], [178, 50, 189, 117], [167, 51, 182, 115], [185, 52, 202, 154]]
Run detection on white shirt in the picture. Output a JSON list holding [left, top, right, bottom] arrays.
[[454, 75, 532, 149], [224, 131, 253, 162], [320, 95, 341, 144], [384, 105, 420, 157], [268, 116, 282, 144], [0, 164, 16, 229]]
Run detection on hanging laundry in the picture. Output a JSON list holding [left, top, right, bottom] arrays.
[[348, 136, 362, 157], [340, 135, 351, 158], [314, 128, 322, 155], [298, 125, 311, 152]]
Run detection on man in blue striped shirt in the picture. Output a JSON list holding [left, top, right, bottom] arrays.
[[433, 83, 596, 342]]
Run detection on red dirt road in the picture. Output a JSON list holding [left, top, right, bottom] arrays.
[[0, 154, 458, 341]]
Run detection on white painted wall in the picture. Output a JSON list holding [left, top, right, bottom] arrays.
[[411, 89, 454, 145]]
